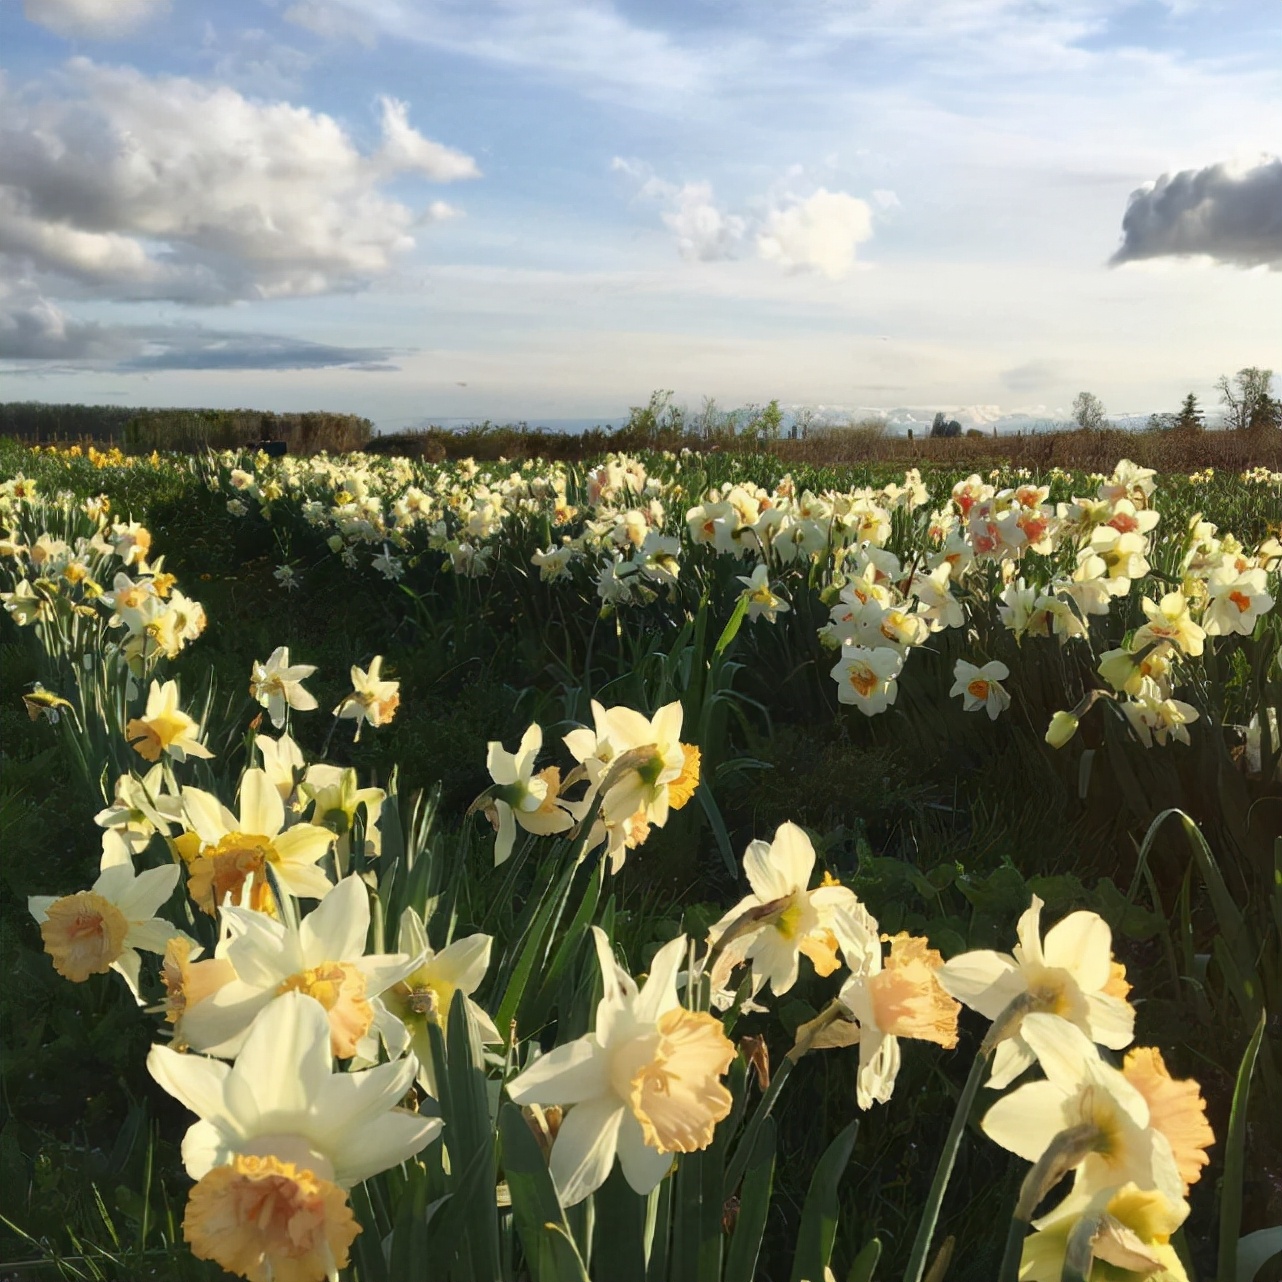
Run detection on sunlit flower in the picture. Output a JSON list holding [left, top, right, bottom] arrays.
[[506, 929, 734, 1205], [383, 908, 500, 1092], [830, 645, 903, 715], [738, 564, 790, 623], [1121, 680, 1199, 748], [179, 769, 335, 914], [125, 679, 214, 763], [257, 733, 307, 803], [1132, 592, 1205, 658], [836, 931, 960, 1108], [564, 701, 698, 870], [950, 659, 1011, 720], [938, 895, 1134, 1088], [1020, 1182, 1189, 1282], [21, 684, 74, 724], [179, 875, 417, 1060], [707, 822, 876, 1002], [30, 844, 179, 997], [1202, 567, 1274, 636], [94, 763, 183, 857], [333, 656, 400, 740], [148, 992, 439, 1282], [482, 724, 574, 864], [249, 647, 318, 729], [982, 1014, 1183, 1208]]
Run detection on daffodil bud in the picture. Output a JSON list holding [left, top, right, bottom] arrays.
[[1046, 710, 1079, 749]]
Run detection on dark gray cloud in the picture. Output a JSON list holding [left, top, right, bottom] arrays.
[[1, 290, 401, 371], [1111, 158, 1282, 270], [122, 329, 400, 371], [0, 288, 136, 361]]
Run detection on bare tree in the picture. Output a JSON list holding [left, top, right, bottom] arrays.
[[1072, 392, 1108, 431], [1216, 367, 1276, 430]]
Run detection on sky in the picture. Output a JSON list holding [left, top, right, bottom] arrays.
[[1, 0, 1279, 431]]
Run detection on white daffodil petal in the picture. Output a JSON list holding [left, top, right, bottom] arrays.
[[937, 951, 1024, 1019], [742, 840, 790, 901], [1020, 1012, 1100, 1088], [988, 1036, 1037, 1090], [147, 1044, 233, 1129], [549, 1096, 625, 1207], [433, 934, 493, 995], [1085, 992, 1136, 1049], [1042, 911, 1114, 992], [228, 992, 333, 1120], [299, 875, 369, 963], [114, 863, 180, 919], [981, 1081, 1068, 1163], [180, 1118, 231, 1181], [615, 1112, 675, 1195], [126, 918, 179, 956], [506, 1040, 610, 1106], [333, 1109, 442, 1188], [634, 934, 687, 1024]]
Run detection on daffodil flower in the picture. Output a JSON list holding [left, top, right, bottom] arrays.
[[834, 930, 960, 1109], [30, 843, 180, 998], [249, 646, 318, 729], [256, 732, 306, 803], [830, 644, 903, 714], [937, 894, 1134, 1088], [707, 822, 875, 1002], [737, 564, 790, 623], [300, 763, 387, 871], [1019, 1182, 1190, 1282], [564, 701, 700, 871], [506, 929, 734, 1206], [94, 763, 183, 858], [178, 874, 417, 1061], [981, 1013, 1184, 1209], [148, 991, 440, 1282], [179, 768, 335, 915], [949, 659, 1011, 720], [1132, 591, 1205, 657], [383, 907, 500, 1092], [1202, 566, 1274, 636], [482, 724, 573, 865], [125, 679, 214, 763], [333, 655, 400, 740]]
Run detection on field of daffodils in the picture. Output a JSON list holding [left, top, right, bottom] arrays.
[[1, 439, 1278, 1282]]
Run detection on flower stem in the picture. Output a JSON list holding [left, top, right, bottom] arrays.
[[903, 992, 1034, 1282]]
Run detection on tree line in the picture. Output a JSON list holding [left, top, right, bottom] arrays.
[[1072, 366, 1280, 433]]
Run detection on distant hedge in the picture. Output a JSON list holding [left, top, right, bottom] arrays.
[[0, 403, 373, 454]]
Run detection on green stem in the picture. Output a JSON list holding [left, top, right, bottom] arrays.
[[901, 1044, 990, 1282], [997, 1213, 1028, 1282], [903, 992, 1035, 1282]]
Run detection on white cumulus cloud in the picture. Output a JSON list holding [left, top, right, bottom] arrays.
[[615, 160, 875, 279], [0, 61, 480, 305], [22, 0, 169, 40], [756, 189, 874, 279]]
